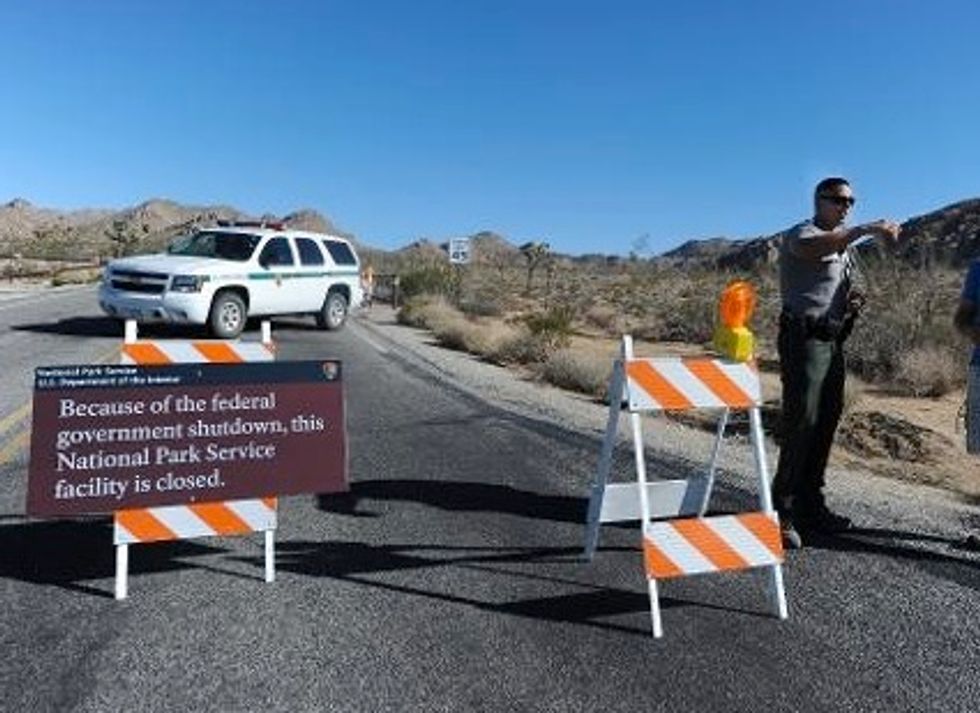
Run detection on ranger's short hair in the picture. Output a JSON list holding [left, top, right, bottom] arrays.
[[814, 177, 850, 198]]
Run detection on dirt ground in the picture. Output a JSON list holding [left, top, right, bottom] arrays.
[[835, 387, 980, 501]]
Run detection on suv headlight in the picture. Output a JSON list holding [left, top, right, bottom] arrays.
[[169, 275, 206, 293]]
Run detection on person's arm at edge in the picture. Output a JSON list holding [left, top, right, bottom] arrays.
[[954, 299, 980, 345], [954, 262, 980, 344]]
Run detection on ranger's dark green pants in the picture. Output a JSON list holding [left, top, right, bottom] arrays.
[[772, 316, 846, 517]]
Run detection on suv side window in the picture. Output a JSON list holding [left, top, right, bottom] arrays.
[[322, 240, 357, 266], [296, 238, 325, 266], [258, 237, 294, 267]]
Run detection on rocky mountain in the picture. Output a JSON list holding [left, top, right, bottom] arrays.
[[3, 195, 979, 270], [651, 233, 779, 271], [0, 198, 353, 261], [891, 198, 980, 267], [661, 237, 735, 263], [654, 197, 980, 271]]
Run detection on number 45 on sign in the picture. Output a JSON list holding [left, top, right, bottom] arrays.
[[449, 237, 470, 265]]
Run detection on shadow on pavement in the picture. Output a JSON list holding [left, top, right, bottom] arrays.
[[11, 316, 126, 338], [316, 479, 586, 523], [11, 317, 272, 339], [0, 518, 240, 598], [806, 526, 980, 592], [243, 540, 774, 637]]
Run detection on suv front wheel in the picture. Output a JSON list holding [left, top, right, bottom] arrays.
[[209, 291, 247, 339], [317, 292, 348, 331]]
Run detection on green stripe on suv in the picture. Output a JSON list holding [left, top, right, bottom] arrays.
[[246, 270, 359, 281]]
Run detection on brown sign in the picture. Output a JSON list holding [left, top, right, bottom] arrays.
[[27, 361, 347, 517]]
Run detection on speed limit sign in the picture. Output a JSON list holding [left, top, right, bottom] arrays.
[[448, 237, 471, 265]]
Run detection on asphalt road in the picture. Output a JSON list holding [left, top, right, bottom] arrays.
[[0, 286, 978, 712]]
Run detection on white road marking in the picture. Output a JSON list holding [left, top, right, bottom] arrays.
[[0, 402, 31, 438], [0, 428, 30, 466], [0, 345, 118, 465]]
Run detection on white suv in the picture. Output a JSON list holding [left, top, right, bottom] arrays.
[[98, 222, 364, 338]]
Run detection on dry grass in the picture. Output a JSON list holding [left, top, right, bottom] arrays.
[[582, 304, 627, 337], [397, 258, 969, 400], [532, 348, 612, 400], [2, 258, 101, 283], [435, 319, 518, 356], [894, 345, 964, 397], [398, 296, 521, 358], [396, 296, 459, 330], [52, 266, 102, 285]]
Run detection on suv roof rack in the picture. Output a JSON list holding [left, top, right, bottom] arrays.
[[216, 219, 286, 231]]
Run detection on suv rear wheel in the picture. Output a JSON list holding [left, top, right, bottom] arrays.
[[209, 291, 247, 339], [317, 291, 348, 331]]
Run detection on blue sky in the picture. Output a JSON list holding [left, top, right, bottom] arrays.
[[1, 1, 978, 255]]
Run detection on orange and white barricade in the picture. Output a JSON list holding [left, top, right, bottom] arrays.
[[114, 320, 278, 600], [585, 335, 787, 637]]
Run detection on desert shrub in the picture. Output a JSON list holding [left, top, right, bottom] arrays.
[[893, 345, 965, 397], [399, 296, 518, 356], [583, 303, 627, 337], [630, 315, 666, 342], [458, 289, 505, 317], [431, 319, 479, 352], [846, 261, 963, 387], [399, 265, 459, 299], [397, 296, 460, 330], [650, 289, 717, 343], [533, 349, 612, 398], [51, 267, 101, 285], [396, 296, 435, 327], [523, 305, 574, 350], [432, 317, 516, 356], [490, 329, 555, 364], [607, 268, 738, 345], [396, 299, 426, 327], [1, 259, 27, 280]]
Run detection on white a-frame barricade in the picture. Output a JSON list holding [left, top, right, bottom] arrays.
[[585, 335, 788, 638], [113, 320, 278, 600]]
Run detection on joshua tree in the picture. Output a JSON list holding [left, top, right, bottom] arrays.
[[105, 219, 141, 257], [519, 241, 551, 294], [629, 232, 651, 262]]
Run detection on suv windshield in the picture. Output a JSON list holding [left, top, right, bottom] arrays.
[[167, 231, 261, 261]]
